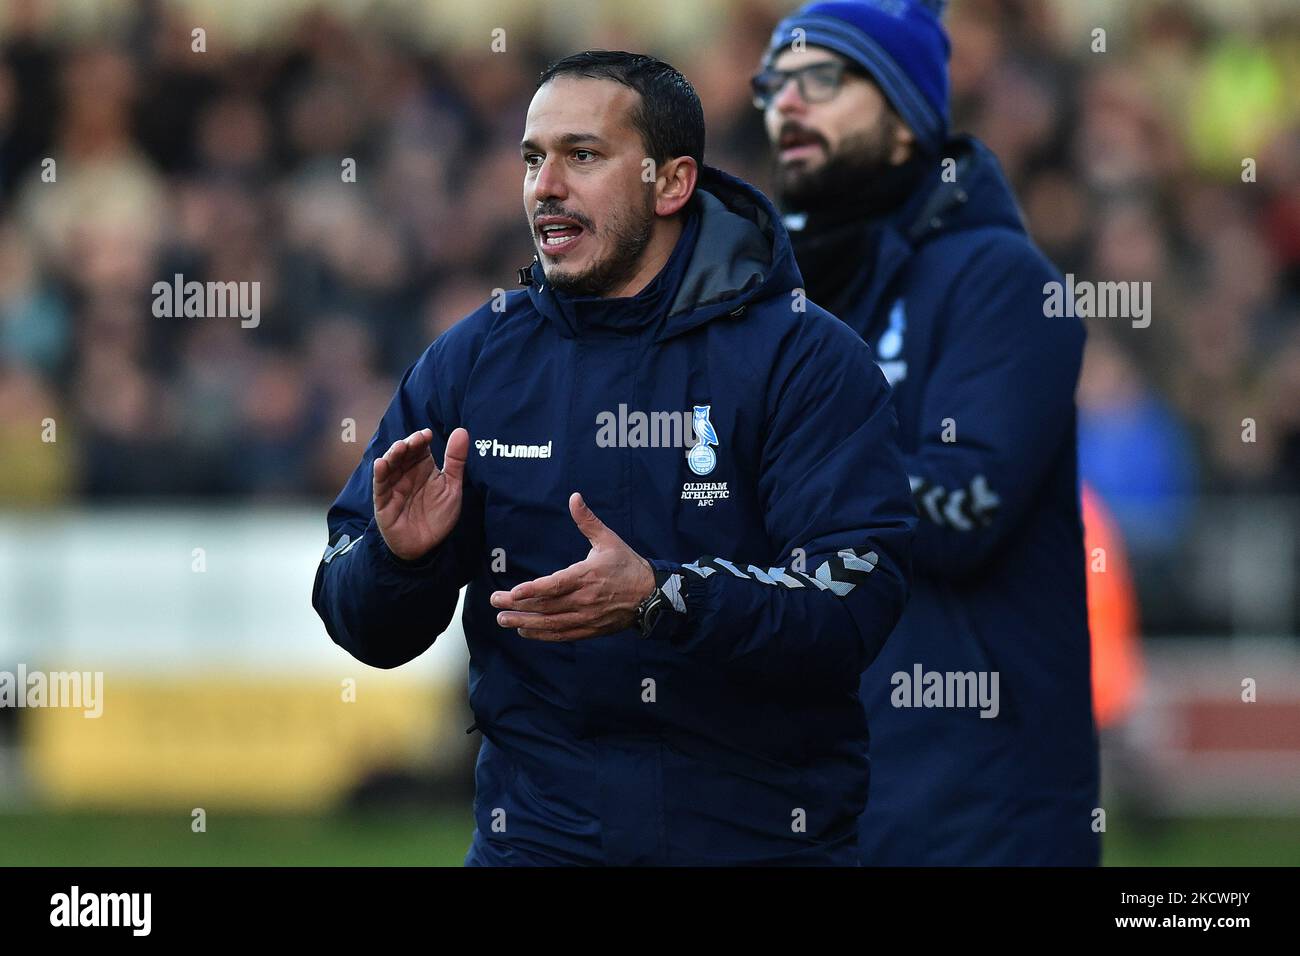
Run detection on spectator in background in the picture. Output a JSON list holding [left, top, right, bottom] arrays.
[[1077, 332, 1196, 566], [756, 0, 1096, 865]]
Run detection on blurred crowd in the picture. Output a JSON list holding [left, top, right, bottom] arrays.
[[0, 0, 1297, 629]]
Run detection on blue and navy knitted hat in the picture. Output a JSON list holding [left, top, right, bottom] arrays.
[[764, 0, 951, 153]]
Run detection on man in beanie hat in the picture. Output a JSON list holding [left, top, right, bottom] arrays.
[[755, 1, 1099, 865]]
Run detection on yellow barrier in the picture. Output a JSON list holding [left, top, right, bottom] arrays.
[[23, 675, 462, 811]]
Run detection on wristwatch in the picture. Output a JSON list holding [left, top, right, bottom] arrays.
[[633, 568, 674, 638]]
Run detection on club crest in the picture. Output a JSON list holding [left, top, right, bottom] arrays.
[[687, 405, 719, 476]]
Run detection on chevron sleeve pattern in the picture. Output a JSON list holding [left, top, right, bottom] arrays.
[[902, 237, 1084, 578], [640, 317, 916, 687]]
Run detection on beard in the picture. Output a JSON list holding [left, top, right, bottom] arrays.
[[535, 187, 655, 298], [773, 114, 900, 212]]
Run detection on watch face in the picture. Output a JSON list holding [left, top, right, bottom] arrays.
[[640, 594, 664, 637]]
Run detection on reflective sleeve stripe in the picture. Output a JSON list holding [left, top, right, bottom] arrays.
[[322, 533, 364, 564], [675, 550, 878, 608], [909, 474, 1001, 531]]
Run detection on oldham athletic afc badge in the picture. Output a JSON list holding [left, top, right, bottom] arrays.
[[687, 405, 719, 475]]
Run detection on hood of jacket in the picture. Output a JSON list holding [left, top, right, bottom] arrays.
[[523, 164, 804, 342]]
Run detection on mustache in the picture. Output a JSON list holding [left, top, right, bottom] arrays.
[[531, 202, 595, 232], [777, 121, 827, 149]]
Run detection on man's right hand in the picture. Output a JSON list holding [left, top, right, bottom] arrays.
[[373, 427, 469, 561]]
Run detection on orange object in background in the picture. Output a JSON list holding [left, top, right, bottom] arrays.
[[1082, 484, 1145, 729]]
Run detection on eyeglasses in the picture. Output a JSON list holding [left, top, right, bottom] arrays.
[[750, 61, 858, 109]]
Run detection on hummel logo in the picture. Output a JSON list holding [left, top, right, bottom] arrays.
[[476, 438, 553, 459]]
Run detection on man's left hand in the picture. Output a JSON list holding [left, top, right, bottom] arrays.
[[491, 492, 656, 641]]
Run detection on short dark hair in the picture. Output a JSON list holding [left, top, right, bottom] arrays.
[[537, 51, 705, 169]]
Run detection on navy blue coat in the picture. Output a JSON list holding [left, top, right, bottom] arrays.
[[788, 137, 1099, 864], [313, 167, 916, 865]]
